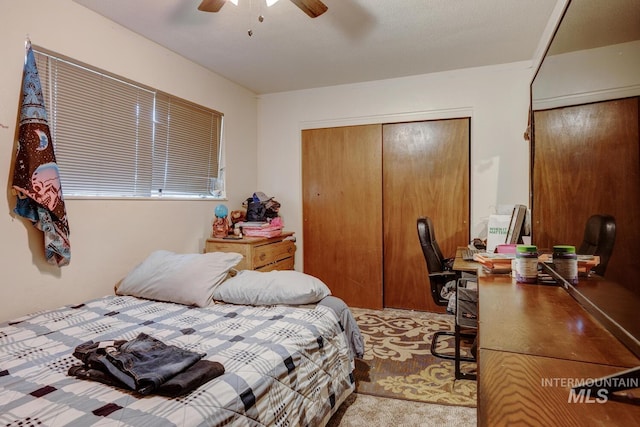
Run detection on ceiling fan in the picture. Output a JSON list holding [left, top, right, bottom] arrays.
[[198, 0, 328, 18]]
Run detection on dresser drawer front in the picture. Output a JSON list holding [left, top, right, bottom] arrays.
[[205, 233, 295, 271], [256, 256, 295, 272], [252, 240, 296, 269], [204, 241, 252, 270]]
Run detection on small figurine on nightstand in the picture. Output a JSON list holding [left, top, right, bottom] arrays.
[[212, 204, 230, 238]]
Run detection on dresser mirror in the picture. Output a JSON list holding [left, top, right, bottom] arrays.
[[531, 0, 640, 358]]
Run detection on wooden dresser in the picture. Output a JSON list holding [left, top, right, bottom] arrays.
[[477, 270, 640, 426], [205, 232, 295, 272]]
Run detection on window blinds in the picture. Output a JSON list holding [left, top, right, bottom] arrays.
[[34, 49, 223, 198]]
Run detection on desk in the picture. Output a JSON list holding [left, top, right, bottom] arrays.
[[479, 272, 639, 366], [479, 349, 640, 426], [477, 270, 640, 426], [453, 247, 481, 273]]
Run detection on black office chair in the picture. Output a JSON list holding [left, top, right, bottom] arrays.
[[417, 217, 476, 379], [417, 216, 457, 307], [577, 214, 616, 276]]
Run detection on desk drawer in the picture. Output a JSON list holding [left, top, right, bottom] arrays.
[[252, 240, 296, 269]]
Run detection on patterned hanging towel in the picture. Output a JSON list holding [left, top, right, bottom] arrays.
[[12, 41, 71, 267]]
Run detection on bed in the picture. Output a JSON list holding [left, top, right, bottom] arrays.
[[0, 250, 363, 426]]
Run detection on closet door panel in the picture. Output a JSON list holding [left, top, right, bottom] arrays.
[[383, 119, 470, 311], [302, 124, 383, 309]]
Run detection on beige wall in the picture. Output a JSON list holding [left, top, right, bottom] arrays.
[[0, 0, 258, 322]]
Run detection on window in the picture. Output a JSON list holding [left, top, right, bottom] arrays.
[[34, 48, 224, 199]]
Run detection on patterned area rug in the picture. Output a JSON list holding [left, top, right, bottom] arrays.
[[351, 307, 477, 407]]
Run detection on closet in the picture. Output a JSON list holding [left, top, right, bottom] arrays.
[[302, 119, 470, 312]]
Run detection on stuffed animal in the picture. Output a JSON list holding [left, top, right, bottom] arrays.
[[230, 209, 246, 224]]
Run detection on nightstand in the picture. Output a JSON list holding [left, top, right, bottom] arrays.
[[204, 232, 296, 271]]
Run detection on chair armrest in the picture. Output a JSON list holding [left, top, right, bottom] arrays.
[[429, 271, 458, 281], [442, 257, 455, 271]]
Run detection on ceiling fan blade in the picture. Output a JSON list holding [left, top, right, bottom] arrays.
[[198, 0, 227, 13], [290, 0, 328, 18]]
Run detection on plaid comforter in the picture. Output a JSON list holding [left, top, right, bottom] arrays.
[[0, 296, 355, 426]]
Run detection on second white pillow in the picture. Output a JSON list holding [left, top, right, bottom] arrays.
[[213, 270, 331, 306]]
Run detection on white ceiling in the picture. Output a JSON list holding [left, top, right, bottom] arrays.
[[73, 0, 560, 94]]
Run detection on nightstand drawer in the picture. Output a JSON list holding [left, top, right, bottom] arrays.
[[256, 256, 295, 272], [252, 240, 296, 269], [204, 232, 295, 271]]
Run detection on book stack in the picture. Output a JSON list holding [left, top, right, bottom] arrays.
[[577, 255, 600, 276], [476, 253, 601, 277], [538, 254, 600, 276], [473, 252, 515, 274]]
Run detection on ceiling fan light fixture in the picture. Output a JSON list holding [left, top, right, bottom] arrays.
[[228, 0, 278, 5], [198, 0, 327, 17]]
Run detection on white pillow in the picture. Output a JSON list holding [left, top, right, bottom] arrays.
[[116, 250, 243, 307], [212, 270, 331, 305]]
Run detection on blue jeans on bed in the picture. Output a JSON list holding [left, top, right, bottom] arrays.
[[97, 332, 204, 394]]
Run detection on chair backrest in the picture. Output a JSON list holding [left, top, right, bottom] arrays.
[[577, 214, 616, 276], [417, 216, 446, 274]]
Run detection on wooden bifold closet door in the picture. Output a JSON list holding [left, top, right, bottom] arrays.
[[302, 119, 469, 312], [302, 124, 384, 309], [383, 119, 470, 311]]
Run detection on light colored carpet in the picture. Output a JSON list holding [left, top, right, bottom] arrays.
[[327, 393, 477, 427]]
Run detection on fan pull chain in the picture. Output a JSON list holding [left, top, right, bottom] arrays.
[[247, 0, 266, 36]]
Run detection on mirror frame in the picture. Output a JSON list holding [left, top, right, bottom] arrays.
[[528, 0, 571, 212]]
